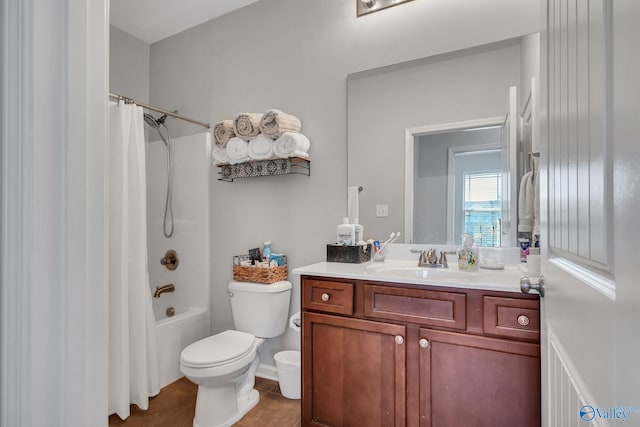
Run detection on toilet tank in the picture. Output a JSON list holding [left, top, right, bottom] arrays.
[[228, 280, 292, 338]]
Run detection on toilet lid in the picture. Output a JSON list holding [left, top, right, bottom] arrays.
[[181, 330, 256, 368]]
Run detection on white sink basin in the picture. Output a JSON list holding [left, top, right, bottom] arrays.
[[373, 266, 432, 279], [366, 261, 485, 284]]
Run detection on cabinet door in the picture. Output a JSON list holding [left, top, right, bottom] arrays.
[[418, 328, 540, 427], [303, 312, 406, 427]]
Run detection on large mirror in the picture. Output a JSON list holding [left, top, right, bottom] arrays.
[[347, 35, 539, 245]]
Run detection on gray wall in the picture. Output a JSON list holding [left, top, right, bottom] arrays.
[[145, 0, 539, 366], [109, 26, 150, 103]]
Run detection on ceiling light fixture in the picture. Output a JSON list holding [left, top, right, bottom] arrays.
[[357, 0, 415, 17]]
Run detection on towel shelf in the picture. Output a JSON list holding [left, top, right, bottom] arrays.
[[216, 157, 311, 182]]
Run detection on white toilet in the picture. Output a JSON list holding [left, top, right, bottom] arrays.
[[180, 280, 292, 427]]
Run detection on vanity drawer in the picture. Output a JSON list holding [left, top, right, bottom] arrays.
[[483, 296, 540, 341], [363, 284, 467, 330], [303, 278, 354, 315]]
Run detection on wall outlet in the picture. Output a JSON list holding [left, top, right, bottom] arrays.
[[376, 204, 389, 217]]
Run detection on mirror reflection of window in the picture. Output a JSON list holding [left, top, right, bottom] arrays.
[[463, 170, 502, 247], [450, 148, 502, 246]]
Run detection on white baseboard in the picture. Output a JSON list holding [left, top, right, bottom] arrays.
[[256, 363, 279, 382]]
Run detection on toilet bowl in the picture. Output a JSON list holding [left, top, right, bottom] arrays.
[[180, 280, 292, 427], [181, 330, 264, 427]]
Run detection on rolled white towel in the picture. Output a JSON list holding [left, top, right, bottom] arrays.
[[226, 137, 249, 164], [234, 113, 262, 141], [212, 143, 229, 165], [248, 134, 274, 160], [213, 120, 235, 145], [260, 109, 302, 139], [517, 171, 534, 232], [273, 132, 310, 159], [533, 163, 540, 236]]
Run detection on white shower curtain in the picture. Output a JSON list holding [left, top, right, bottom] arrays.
[[108, 101, 160, 419]]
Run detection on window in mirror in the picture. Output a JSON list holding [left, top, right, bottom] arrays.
[[463, 171, 502, 247]]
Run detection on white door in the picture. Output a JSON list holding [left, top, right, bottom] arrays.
[[537, 0, 640, 425], [500, 86, 518, 248]]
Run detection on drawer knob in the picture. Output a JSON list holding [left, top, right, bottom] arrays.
[[419, 338, 429, 348], [395, 335, 404, 345], [517, 315, 530, 326], [321, 293, 330, 302]]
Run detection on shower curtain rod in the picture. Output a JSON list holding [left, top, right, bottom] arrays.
[[109, 92, 211, 129]]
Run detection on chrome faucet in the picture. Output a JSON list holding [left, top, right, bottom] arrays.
[[153, 283, 175, 298], [410, 249, 457, 268], [438, 250, 457, 267], [411, 248, 434, 267]]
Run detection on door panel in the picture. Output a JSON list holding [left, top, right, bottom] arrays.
[[419, 328, 540, 427], [539, 0, 640, 425], [303, 312, 406, 427], [500, 86, 518, 247]]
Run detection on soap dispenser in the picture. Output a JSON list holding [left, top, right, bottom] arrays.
[[337, 218, 356, 245], [352, 218, 364, 243], [458, 234, 478, 271]]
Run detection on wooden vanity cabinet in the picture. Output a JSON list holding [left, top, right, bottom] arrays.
[[301, 275, 541, 427]]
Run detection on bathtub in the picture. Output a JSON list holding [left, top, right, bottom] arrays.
[[155, 306, 210, 388]]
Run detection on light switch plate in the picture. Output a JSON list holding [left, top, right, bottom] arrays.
[[376, 204, 389, 217]]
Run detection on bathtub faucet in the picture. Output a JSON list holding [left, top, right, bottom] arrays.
[[154, 283, 175, 298]]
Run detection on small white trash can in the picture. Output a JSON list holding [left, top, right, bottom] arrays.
[[274, 350, 301, 399]]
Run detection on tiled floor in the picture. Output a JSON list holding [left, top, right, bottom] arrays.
[[108, 376, 301, 427]]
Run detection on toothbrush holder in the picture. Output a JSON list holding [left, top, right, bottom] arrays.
[[372, 245, 388, 262]]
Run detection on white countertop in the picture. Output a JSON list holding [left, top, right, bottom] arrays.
[[293, 260, 536, 294]]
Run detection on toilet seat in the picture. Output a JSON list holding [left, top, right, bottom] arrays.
[[181, 330, 257, 369]]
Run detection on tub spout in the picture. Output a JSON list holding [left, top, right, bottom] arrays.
[[154, 284, 175, 298]]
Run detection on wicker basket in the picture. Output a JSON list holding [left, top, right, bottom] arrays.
[[232, 265, 288, 284]]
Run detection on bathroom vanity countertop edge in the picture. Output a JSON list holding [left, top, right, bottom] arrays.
[[293, 261, 529, 294]]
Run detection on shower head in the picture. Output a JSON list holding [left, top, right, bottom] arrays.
[[144, 112, 168, 129]]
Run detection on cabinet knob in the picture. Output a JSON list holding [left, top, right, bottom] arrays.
[[517, 315, 530, 326], [321, 293, 330, 302], [419, 338, 429, 348], [395, 335, 404, 345]]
